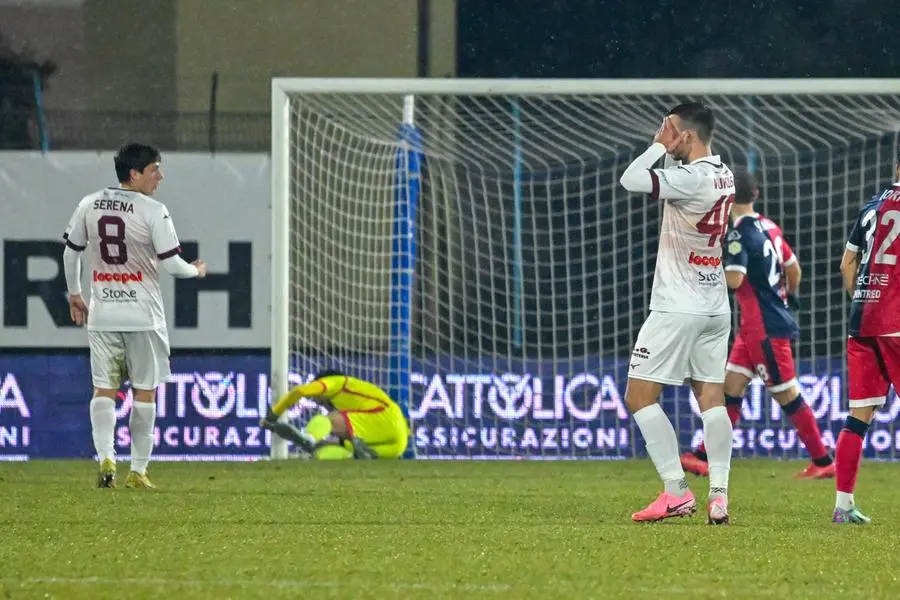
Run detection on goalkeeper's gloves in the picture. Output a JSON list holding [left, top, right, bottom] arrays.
[[259, 408, 279, 429], [787, 293, 800, 311]]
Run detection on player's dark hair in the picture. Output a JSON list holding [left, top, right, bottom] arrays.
[[667, 102, 715, 144], [732, 169, 758, 205], [114, 142, 161, 183], [314, 369, 345, 380]]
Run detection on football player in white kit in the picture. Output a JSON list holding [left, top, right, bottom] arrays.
[[62, 143, 207, 489], [619, 103, 736, 524]]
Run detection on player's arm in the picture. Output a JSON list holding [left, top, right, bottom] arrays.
[[777, 238, 801, 294], [150, 206, 206, 278], [619, 143, 703, 202], [723, 229, 747, 289], [62, 244, 83, 293], [840, 211, 867, 297], [778, 238, 801, 310], [269, 377, 341, 418], [725, 270, 744, 289], [62, 200, 89, 325], [783, 260, 801, 295], [840, 248, 860, 297], [619, 142, 666, 196], [783, 260, 802, 310]]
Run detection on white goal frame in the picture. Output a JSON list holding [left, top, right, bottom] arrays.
[[269, 77, 900, 460]]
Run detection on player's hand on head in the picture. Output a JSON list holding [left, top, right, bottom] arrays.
[[653, 117, 688, 154], [68, 294, 88, 326], [192, 259, 207, 278], [652, 118, 670, 145]]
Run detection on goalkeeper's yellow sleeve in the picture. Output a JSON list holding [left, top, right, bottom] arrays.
[[270, 378, 341, 417]]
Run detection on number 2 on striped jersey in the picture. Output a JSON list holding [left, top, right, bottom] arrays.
[[697, 194, 735, 247], [862, 209, 900, 265]]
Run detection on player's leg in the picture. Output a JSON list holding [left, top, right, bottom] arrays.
[[257, 408, 340, 456], [364, 437, 408, 459], [329, 410, 399, 459], [833, 337, 886, 524], [313, 444, 354, 460], [774, 384, 834, 479], [722, 371, 749, 442], [688, 313, 733, 525], [682, 337, 751, 476], [312, 415, 407, 460], [356, 414, 408, 459], [121, 328, 171, 489], [88, 331, 127, 488], [759, 339, 834, 478], [627, 312, 698, 522], [280, 409, 376, 458]]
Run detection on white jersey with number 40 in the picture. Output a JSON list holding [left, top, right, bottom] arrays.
[[647, 155, 736, 316], [63, 187, 183, 331]]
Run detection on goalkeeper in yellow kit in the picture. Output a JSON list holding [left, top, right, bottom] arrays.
[[260, 370, 409, 459]]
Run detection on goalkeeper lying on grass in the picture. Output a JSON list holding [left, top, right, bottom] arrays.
[[260, 370, 409, 459]]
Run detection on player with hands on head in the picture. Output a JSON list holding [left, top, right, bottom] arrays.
[[832, 152, 900, 524], [63, 142, 206, 489], [680, 169, 834, 480], [619, 103, 736, 524], [261, 370, 410, 460]]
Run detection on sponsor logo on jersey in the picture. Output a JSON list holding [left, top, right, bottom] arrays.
[[853, 288, 882, 302], [698, 271, 722, 286], [857, 273, 889, 287], [100, 288, 138, 301], [687, 251, 722, 268], [93, 270, 143, 283]]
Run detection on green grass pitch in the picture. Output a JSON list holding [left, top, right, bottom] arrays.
[[0, 459, 897, 599]]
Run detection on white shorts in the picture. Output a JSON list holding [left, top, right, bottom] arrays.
[[629, 311, 730, 386], [88, 328, 171, 390]]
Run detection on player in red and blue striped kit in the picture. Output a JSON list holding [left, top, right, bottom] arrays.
[[681, 170, 835, 479], [833, 155, 900, 524]]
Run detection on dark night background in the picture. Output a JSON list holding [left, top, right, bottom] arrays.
[[3, 0, 899, 361], [457, 0, 899, 78], [414, 0, 900, 362]]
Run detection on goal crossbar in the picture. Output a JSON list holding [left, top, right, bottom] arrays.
[[272, 78, 900, 97], [269, 77, 900, 461]]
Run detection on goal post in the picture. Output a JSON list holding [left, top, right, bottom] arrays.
[[270, 82, 291, 460], [270, 82, 423, 460], [270, 78, 900, 461], [389, 95, 423, 459]]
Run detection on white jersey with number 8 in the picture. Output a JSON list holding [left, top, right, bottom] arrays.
[[647, 155, 736, 316], [63, 187, 183, 331]]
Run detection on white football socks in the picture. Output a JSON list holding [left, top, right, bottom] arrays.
[[701, 405, 733, 498], [129, 401, 157, 475], [89, 396, 116, 463], [633, 403, 689, 497], [836, 491, 855, 511]]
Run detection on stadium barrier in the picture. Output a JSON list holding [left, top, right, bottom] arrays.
[[1, 353, 894, 461]]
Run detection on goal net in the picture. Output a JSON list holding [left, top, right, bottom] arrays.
[[270, 79, 900, 461]]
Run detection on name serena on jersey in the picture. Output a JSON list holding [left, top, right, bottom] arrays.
[[93, 198, 134, 213]]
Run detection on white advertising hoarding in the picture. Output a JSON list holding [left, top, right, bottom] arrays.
[[0, 151, 271, 349]]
